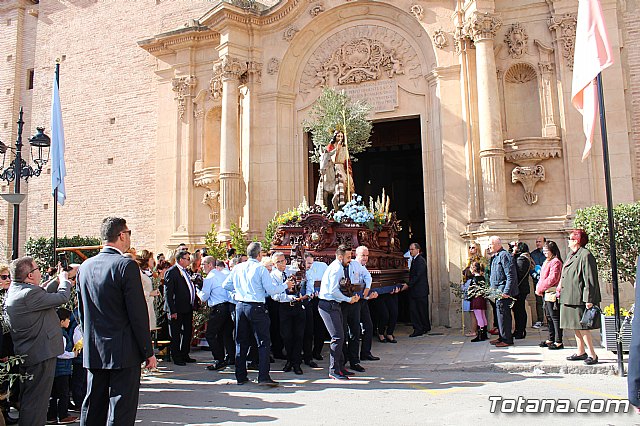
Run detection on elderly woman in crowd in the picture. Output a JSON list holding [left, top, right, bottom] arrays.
[[535, 240, 564, 349], [560, 229, 601, 365]]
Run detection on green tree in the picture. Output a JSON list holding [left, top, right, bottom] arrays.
[[204, 223, 227, 261], [303, 87, 373, 163], [230, 223, 248, 254], [574, 202, 640, 285], [261, 213, 278, 251]]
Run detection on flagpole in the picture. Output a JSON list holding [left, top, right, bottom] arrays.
[[53, 61, 59, 265], [596, 72, 624, 376]]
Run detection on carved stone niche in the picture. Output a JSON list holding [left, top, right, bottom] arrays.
[[503, 137, 562, 205], [194, 166, 221, 223]]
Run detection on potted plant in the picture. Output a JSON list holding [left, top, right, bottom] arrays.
[[601, 303, 633, 353]]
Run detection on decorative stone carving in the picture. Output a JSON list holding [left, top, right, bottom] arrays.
[[267, 57, 280, 75], [503, 137, 562, 205], [194, 166, 221, 222], [453, 26, 466, 55], [548, 13, 577, 70], [433, 29, 448, 50], [247, 61, 263, 83], [210, 56, 247, 99], [504, 22, 528, 59], [171, 75, 197, 120], [465, 12, 502, 42], [301, 26, 422, 92], [504, 63, 537, 84], [511, 165, 545, 205], [410, 4, 424, 21], [283, 26, 299, 42], [309, 2, 324, 16]]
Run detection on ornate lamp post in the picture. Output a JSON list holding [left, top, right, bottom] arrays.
[[0, 108, 51, 259]]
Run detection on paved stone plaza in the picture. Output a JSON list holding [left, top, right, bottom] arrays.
[[136, 325, 633, 425]]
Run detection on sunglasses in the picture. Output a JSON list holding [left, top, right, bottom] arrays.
[[0, 274, 9, 280], [120, 230, 132, 236]]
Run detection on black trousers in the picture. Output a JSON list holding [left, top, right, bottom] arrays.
[[375, 293, 398, 336], [302, 300, 314, 363], [205, 302, 235, 362], [267, 298, 284, 357], [512, 293, 528, 336], [71, 362, 87, 408], [496, 298, 514, 344], [409, 296, 430, 334], [534, 293, 545, 324], [544, 299, 563, 343], [48, 374, 71, 421], [490, 300, 499, 328], [279, 303, 306, 366], [318, 300, 345, 375], [341, 301, 361, 365], [80, 365, 142, 426], [360, 299, 374, 358], [169, 311, 193, 362], [312, 297, 328, 357]]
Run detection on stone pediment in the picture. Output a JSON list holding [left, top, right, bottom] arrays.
[[300, 25, 422, 94]]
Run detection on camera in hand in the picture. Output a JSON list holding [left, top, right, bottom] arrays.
[[59, 253, 71, 272]]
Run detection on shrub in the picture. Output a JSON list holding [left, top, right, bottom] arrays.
[[574, 202, 640, 285], [203, 223, 227, 261], [24, 235, 101, 270]]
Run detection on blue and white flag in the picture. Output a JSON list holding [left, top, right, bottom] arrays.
[[50, 73, 66, 205]]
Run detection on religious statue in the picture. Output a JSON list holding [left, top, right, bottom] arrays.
[[315, 130, 355, 211]]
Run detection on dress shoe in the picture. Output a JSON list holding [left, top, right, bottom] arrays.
[[185, 357, 197, 363], [283, 362, 292, 372], [548, 343, 564, 350], [385, 335, 398, 343], [513, 331, 526, 339], [247, 362, 259, 370], [341, 369, 355, 376], [566, 353, 588, 361], [489, 338, 501, 345], [350, 363, 365, 372], [174, 360, 187, 366], [361, 354, 380, 361], [293, 365, 303, 375], [206, 360, 226, 371], [312, 353, 324, 361], [258, 378, 280, 387], [409, 332, 423, 338], [377, 335, 387, 343], [488, 327, 499, 335], [58, 416, 80, 424], [494, 342, 513, 347], [539, 340, 552, 348], [237, 378, 249, 385], [584, 356, 599, 365], [329, 372, 349, 380], [305, 360, 319, 368]]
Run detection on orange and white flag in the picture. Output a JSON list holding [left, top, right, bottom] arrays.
[[571, 0, 614, 161]]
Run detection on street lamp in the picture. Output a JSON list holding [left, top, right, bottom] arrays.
[[0, 107, 51, 260]]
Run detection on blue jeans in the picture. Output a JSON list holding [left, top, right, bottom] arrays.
[[235, 302, 272, 383]]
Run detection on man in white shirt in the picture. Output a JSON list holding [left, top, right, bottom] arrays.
[[354, 246, 380, 362], [318, 245, 360, 380]]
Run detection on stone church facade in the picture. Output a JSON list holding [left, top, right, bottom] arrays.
[[1, 0, 639, 325]]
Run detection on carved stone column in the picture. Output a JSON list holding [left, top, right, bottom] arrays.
[[214, 56, 246, 238], [466, 12, 508, 225]]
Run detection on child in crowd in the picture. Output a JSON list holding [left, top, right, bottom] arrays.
[[468, 262, 488, 342], [47, 308, 79, 425]]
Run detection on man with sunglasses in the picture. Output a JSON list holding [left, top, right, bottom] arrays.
[[5, 256, 73, 426], [76, 217, 155, 425]]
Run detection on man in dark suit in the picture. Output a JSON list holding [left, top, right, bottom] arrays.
[[628, 255, 640, 412], [76, 217, 155, 426], [5, 256, 72, 426], [403, 242, 431, 337], [164, 250, 197, 366]]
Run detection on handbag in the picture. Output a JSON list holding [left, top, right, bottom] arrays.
[[544, 292, 557, 303], [579, 305, 602, 330]]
